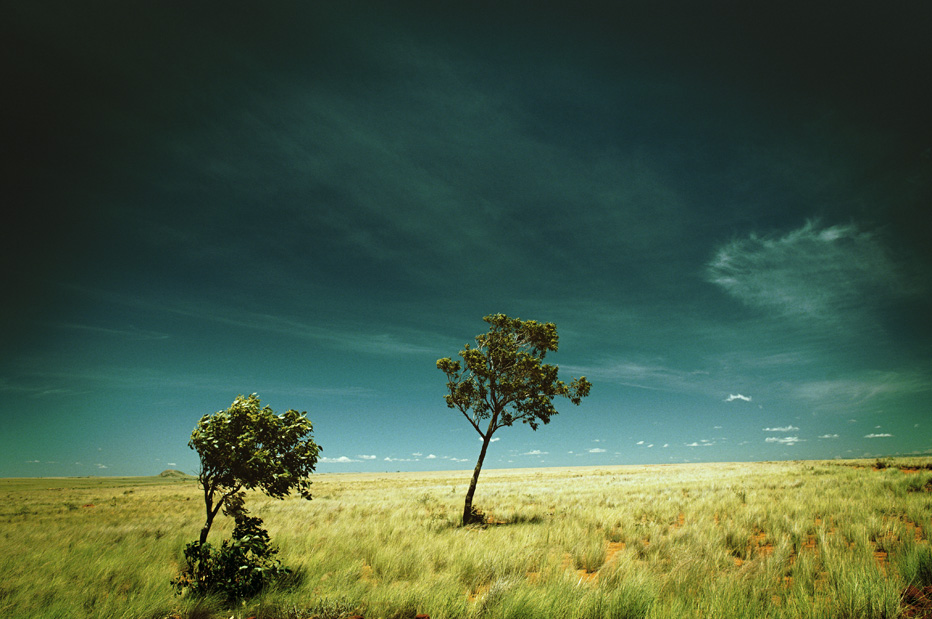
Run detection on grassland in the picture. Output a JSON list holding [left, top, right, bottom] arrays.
[[2, 458, 931, 618]]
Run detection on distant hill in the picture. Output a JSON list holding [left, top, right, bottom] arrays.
[[159, 469, 192, 478]]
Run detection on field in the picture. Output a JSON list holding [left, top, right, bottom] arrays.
[[2, 459, 931, 619]]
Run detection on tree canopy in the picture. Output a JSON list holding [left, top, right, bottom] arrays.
[[438, 313, 591, 524], [190, 393, 320, 544]]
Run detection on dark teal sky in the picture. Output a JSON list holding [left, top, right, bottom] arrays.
[[3, 2, 930, 477]]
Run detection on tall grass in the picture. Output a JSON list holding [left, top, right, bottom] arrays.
[[2, 459, 930, 618]]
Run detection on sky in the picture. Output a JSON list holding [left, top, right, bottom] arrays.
[[2, 2, 931, 478]]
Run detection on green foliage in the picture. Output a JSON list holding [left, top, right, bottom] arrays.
[[191, 393, 320, 503], [172, 514, 288, 601], [189, 393, 320, 545], [437, 314, 591, 435], [175, 393, 320, 600], [438, 314, 591, 524]]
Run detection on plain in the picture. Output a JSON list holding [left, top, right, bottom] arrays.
[[1, 459, 931, 619]]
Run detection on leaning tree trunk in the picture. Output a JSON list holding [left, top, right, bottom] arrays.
[[463, 434, 493, 525]]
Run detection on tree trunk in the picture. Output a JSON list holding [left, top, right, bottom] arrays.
[[463, 434, 492, 525], [199, 505, 216, 546], [198, 484, 223, 546]]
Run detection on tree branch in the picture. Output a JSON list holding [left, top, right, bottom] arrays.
[[459, 405, 485, 438]]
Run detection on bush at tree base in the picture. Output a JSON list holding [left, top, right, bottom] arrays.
[[172, 514, 290, 601]]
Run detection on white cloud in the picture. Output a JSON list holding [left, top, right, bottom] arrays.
[[647, 444, 654, 448], [522, 449, 548, 456], [763, 426, 799, 432], [588, 448, 606, 453], [686, 440, 715, 447], [662, 443, 669, 448], [480, 437, 500, 442], [765, 437, 802, 445], [426, 454, 436, 459], [562, 359, 698, 393], [96, 463, 108, 469], [636, 440, 645, 445], [795, 371, 932, 406], [166, 462, 176, 466], [357, 454, 377, 460], [321, 456, 358, 463], [818, 434, 839, 439], [865, 433, 893, 438], [725, 394, 752, 402], [707, 220, 907, 325], [412, 452, 423, 457]]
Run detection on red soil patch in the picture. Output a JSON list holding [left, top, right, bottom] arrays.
[[904, 518, 927, 541], [552, 540, 630, 586], [902, 586, 932, 618], [749, 530, 774, 557], [606, 541, 625, 562], [873, 549, 890, 575]]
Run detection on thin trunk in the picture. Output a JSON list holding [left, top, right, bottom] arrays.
[[199, 499, 218, 546], [463, 433, 492, 525], [198, 482, 224, 546]]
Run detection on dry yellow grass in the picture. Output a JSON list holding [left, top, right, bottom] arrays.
[[2, 458, 931, 618]]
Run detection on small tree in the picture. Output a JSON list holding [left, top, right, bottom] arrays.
[[174, 393, 320, 599], [190, 393, 320, 545], [437, 314, 591, 525]]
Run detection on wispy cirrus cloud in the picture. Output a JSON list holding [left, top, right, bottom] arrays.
[[49, 322, 170, 340], [865, 433, 893, 439], [725, 393, 752, 402], [764, 426, 799, 432], [793, 370, 932, 405], [562, 359, 708, 394], [64, 284, 451, 357], [706, 220, 906, 326]]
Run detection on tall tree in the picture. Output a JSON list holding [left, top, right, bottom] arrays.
[[437, 314, 591, 525]]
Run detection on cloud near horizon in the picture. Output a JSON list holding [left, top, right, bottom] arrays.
[[765, 436, 802, 445], [320, 455, 358, 463], [725, 394, 752, 402]]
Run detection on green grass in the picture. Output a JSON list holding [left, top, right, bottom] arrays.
[[2, 459, 931, 618]]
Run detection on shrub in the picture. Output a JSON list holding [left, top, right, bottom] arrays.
[[172, 514, 289, 601]]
